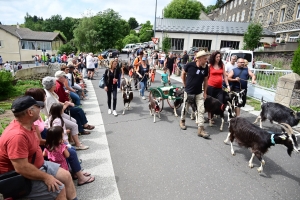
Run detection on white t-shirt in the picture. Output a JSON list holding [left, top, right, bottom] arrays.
[[4, 63, 11, 71], [86, 55, 95, 69], [160, 53, 166, 61], [225, 62, 237, 73], [93, 57, 99, 64]]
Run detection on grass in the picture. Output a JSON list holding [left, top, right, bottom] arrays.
[[246, 97, 261, 111], [0, 101, 13, 111], [0, 118, 11, 135], [254, 71, 287, 89], [255, 55, 292, 70]]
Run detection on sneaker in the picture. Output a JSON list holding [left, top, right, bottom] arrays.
[[113, 110, 118, 116], [142, 96, 146, 100], [108, 109, 112, 114]]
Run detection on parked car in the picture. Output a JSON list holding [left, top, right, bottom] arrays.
[[187, 47, 209, 56], [143, 42, 149, 48], [222, 50, 254, 69], [100, 50, 109, 59], [121, 44, 136, 53], [135, 43, 143, 48], [106, 49, 119, 58]]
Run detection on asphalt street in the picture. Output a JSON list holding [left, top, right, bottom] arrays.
[[89, 59, 300, 200]]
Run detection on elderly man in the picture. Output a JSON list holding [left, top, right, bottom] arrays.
[[228, 58, 256, 116], [86, 52, 95, 80], [0, 96, 78, 200], [180, 51, 210, 139]]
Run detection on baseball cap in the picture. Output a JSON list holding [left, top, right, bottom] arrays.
[[55, 71, 66, 78], [11, 96, 44, 113], [142, 57, 147, 61], [196, 50, 210, 58]]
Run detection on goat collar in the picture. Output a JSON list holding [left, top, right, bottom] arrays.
[[270, 134, 276, 145]]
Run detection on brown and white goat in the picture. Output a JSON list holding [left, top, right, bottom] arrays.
[[149, 94, 161, 123], [254, 97, 300, 128], [224, 117, 299, 173], [121, 78, 133, 115]]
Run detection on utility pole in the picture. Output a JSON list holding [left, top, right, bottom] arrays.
[[154, 0, 157, 50]]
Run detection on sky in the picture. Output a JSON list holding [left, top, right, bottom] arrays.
[[0, 0, 216, 26]]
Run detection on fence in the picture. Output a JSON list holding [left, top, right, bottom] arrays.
[[247, 69, 293, 101]]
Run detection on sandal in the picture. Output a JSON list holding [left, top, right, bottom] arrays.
[[75, 145, 89, 150], [84, 124, 95, 130], [77, 176, 95, 186], [80, 131, 90, 135]]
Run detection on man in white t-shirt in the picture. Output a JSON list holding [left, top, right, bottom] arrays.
[[160, 51, 166, 68], [4, 61, 11, 71], [86, 53, 95, 80], [225, 55, 237, 76]]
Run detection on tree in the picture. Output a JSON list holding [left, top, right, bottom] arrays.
[[215, 0, 225, 8], [43, 15, 63, 32], [123, 34, 140, 46], [291, 43, 300, 75], [243, 22, 263, 51], [58, 42, 77, 55], [204, 5, 216, 14], [128, 17, 139, 29], [139, 21, 153, 42], [162, 34, 171, 53], [164, 0, 204, 19]]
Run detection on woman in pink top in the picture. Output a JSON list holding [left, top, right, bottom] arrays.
[[43, 126, 69, 171], [206, 51, 230, 122]]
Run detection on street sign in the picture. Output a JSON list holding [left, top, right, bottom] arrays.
[[151, 37, 159, 44]]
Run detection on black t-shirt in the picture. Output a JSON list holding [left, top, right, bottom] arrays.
[[182, 54, 189, 64], [184, 62, 208, 95], [166, 57, 175, 69]]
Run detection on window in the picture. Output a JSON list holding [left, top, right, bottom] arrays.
[[241, 10, 245, 21], [269, 12, 273, 22], [239, 0, 242, 5], [170, 38, 184, 50], [192, 39, 212, 51], [236, 12, 240, 22], [234, 0, 237, 7], [280, 8, 285, 22], [21, 40, 51, 50], [228, 16, 232, 21], [289, 33, 299, 42], [259, 15, 263, 23], [297, 4, 300, 19], [230, 1, 233, 9], [21, 41, 35, 50], [261, 0, 265, 7], [220, 40, 240, 49], [232, 14, 236, 22]]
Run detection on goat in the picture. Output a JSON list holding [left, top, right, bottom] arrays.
[[254, 97, 300, 128], [149, 93, 161, 123], [224, 117, 299, 173], [121, 78, 133, 115], [229, 89, 246, 107], [204, 95, 236, 131], [172, 87, 184, 117]]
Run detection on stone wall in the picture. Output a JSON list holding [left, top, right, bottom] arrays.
[[14, 63, 62, 80], [275, 73, 300, 107], [254, 51, 294, 62]]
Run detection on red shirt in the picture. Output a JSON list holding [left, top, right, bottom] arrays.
[[0, 120, 44, 174], [55, 80, 69, 103], [208, 66, 224, 88]]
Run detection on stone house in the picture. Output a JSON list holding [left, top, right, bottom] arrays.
[[0, 24, 66, 63], [154, 18, 275, 52]]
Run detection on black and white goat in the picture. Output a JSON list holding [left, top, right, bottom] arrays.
[[149, 93, 161, 123], [224, 117, 299, 173], [204, 95, 236, 131], [229, 89, 246, 107], [172, 87, 184, 117], [254, 97, 300, 128], [121, 78, 133, 115]]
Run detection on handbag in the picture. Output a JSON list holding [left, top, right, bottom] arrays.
[[99, 74, 105, 89], [0, 153, 36, 199]]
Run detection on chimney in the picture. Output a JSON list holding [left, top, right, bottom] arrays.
[[17, 23, 19, 29]]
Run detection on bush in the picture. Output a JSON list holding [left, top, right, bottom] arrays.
[[10, 80, 43, 98], [162, 34, 171, 53], [0, 71, 14, 100], [291, 44, 300, 75]]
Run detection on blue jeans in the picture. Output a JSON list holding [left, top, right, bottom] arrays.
[[67, 147, 81, 173], [70, 91, 81, 106], [107, 85, 117, 110], [69, 106, 88, 133], [117, 73, 121, 89], [139, 79, 147, 97]]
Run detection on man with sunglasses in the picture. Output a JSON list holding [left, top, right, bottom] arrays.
[[228, 58, 256, 116]]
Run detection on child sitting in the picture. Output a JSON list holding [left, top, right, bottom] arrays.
[[161, 67, 171, 86], [43, 126, 70, 171]]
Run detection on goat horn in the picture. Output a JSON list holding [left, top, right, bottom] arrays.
[[227, 101, 232, 107], [278, 124, 290, 135], [281, 123, 293, 135]]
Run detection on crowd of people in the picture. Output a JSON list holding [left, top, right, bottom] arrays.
[[0, 53, 99, 199]]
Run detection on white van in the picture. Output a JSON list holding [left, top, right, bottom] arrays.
[[222, 50, 254, 69], [121, 44, 136, 53]]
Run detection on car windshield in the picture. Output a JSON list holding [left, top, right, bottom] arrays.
[[231, 53, 252, 62]]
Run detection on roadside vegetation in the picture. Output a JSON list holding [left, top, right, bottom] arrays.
[[246, 97, 261, 111], [255, 55, 292, 70]]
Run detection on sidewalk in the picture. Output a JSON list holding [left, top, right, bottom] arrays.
[[76, 79, 121, 200]]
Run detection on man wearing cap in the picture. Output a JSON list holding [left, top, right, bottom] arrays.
[[179, 50, 210, 139], [0, 96, 78, 199]]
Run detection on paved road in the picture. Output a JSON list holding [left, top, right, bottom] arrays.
[[88, 64, 300, 200]]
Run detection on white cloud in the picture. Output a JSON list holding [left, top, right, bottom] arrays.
[[0, 0, 216, 25]]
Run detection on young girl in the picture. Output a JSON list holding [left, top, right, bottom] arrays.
[[161, 67, 171, 86], [43, 126, 70, 171]]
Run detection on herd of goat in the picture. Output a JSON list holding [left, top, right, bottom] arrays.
[[120, 77, 299, 174]]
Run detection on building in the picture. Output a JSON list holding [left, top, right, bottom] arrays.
[[154, 18, 275, 52], [134, 25, 142, 33], [254, 0, 300, 43], [0, 24, 66, 62]]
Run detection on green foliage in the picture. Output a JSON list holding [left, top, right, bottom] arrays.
[[139, 21, 153, 42], [128, 17, 139, 29], [0, 102, 12, 110], [123, 34, 140, 46], [246, 97, 261, 111], [162, 34, 171, 53], [164, 0, 203, 19], [204, 5, 217, 14], [0, 118, 10, 135], [243, 22, 263, 51], [0, 71, 14, 100], [255, 55, 291, 70], [9, 80, 43, 100], [54, 30, 67, 42], [291, 44, 300, 75], [58, 42, 77, 55], [215, 0, 225, 7]]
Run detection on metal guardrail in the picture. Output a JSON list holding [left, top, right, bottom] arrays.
[[249, 69, 293, 92]]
